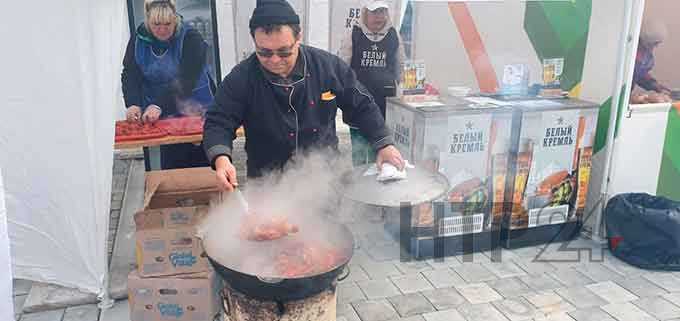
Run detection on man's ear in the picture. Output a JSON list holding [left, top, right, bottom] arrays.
[[297, 29, 304, 42]]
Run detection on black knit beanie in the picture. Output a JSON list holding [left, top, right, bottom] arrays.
[[249, 0, 300, 29]]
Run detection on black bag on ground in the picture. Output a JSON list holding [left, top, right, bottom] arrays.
[[605, 193, 680, 270]]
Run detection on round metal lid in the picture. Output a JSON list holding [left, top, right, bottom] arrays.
[[340, 164, 450, 207]]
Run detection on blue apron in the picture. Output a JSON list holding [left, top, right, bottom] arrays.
[[135, 24, 213, 115]]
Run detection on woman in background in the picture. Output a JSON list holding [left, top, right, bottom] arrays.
[[631, 20, 672, 104], [121, 0, 215, 169]]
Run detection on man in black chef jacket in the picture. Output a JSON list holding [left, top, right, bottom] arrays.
[[203, 0, 404, 191]]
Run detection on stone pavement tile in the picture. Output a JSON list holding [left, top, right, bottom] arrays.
[[353, 299, 399, 321], [520, 274, 563, 292], [14, 295, 27, 318], [339, 282, 368, 305], [492, 297, 538, 320], [366, 244, 402, 262], [601, 302, 657, 321], [387, 293, 436, 317], [513, 258, 557, 276], [425, 257, 462, 270], [421, 287, 466, 311], [111, 191, 124, 202], [601, 253, 646, 277], [23, 283, 97, 313], [555, 286, 608, 309], [390, 274, 434, 294], [338, 303, 362, 321], [487, 277, 533, 298], [487, 248, 522, 262], [633, 296, 680, 320], [421, 268, 466, 289], [547, 269, 594, 287], [358, 279, 402, 300], [456, 252, 493, 264], [585, 281, 638, 304], [63, 304, 100, 321], [422, 309, 466, 321], [340, 265, 371, 284], [567, 307, 616, 321], [509, 246, 543, 259], [349, 250, 376, 267], [20, 309, 65, 321], [456, 283, 503, 304], [532, 312, 576, 321], [532, 245, 584, 270], [457, 303, 510, 321], [523, 291, 576, 315], [338, 317, 349, 321], [361, 262, 403, 280], [663, 292, 680, 307], [615, 276, 668, 298], [484, 261, 528, 279], [110, 200, 123, 211], [386, 316, 424, 321], [573, 264, 624, 283], [644, 273, 680, 292], [13, 279, 33, 296], [453, 263, 498, 283], [99, 300, 129, 321], [394, 261, 433, 275]]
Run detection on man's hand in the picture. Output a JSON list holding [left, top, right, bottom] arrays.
[[126, 105, 142, 122], [215, 155, 238, 192], [143, 105, 162, 123], [376, 145, 405, 171]]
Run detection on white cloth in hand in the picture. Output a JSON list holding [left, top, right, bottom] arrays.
[[363, 161, 415, 182]]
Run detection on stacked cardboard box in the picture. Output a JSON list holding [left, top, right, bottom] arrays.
[[128, 167, 223, 321]]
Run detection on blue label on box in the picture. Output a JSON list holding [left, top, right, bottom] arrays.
[[169, 252, 197, 267], [170, 211, 190, 225], [158, 303, 184, 318]]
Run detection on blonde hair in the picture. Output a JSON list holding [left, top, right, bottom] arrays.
[[144, 0, 177, 27]]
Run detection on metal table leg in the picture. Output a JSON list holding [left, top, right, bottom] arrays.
[[143, 146, 162, 171]]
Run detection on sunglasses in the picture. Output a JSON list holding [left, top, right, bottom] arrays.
[[255, 43, 297, 58]]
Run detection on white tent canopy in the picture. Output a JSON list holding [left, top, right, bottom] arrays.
[[0, 170, 14, 321], [0, 0, 128, 296]]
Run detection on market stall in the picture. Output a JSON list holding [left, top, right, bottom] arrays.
[[379, 0, 634, 252], [605, 0, 680, 203]]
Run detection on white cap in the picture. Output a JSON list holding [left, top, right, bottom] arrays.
[[364, 0, 389, 11]]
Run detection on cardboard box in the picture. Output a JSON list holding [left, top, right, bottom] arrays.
[[135, 206, 212, 277], [128, 270, 222, 321], [135, 167, 221, 277], [144, 167, 221, 210]]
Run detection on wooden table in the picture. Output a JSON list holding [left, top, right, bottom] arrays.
[[114, 126, 245, 170]]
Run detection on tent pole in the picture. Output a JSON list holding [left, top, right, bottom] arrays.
[[593, 0, 644, 241]]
